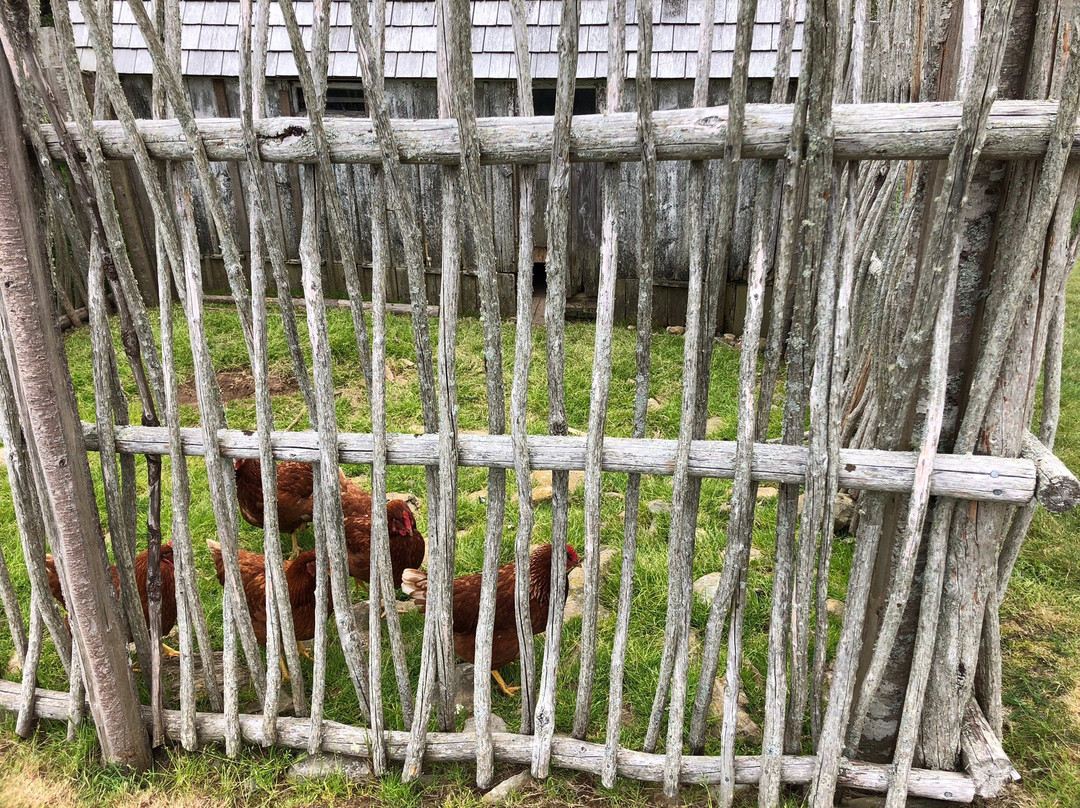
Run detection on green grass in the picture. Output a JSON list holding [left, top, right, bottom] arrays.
[[0, 288, 1074, 806]]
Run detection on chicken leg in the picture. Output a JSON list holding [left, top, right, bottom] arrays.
[[297, 641, 314, 661], [133, 642, 182, 671], [288, 532, 301, 562], [491, 670, 520, 697]]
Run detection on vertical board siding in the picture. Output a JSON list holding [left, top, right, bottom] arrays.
[[67, 75, 771, 329]]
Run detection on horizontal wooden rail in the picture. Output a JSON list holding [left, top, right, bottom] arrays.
[[78, 423, 1036, 503], [0, 680, 976, 800], [38, 101, 1080, 166], [1019, 430, 1080, 511]]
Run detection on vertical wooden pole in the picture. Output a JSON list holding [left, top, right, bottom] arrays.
[[0, 45, 151, 771]]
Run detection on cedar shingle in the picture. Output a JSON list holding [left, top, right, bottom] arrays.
[[112, 49, 137, 74], [221, 51, 240, 76], [181, 25, 200, 49], [181, 2, 203, 24], [395, 52, 423, 77], [653, 24, 674, 51], [385, 25, 412, 52], [580, 1, 606, 24], [269, 27, 290, 50], [329, 27, 351, 51], [391, 1, 413, 26], [411, 25, 437, 52], [473, 1, 500, 25], [202, 2, 227, 25], [412, 3, 435, 26], [484, 26, 513, 52]]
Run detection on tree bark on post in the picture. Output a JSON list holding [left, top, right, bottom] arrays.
[[0, 42, 151, 770]]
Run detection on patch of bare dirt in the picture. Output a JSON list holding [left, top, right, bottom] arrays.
[[178, 370, 300, 405]]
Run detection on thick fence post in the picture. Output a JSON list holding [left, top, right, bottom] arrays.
[[0, 42, 151, 770]]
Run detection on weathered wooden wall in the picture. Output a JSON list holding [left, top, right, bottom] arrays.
[[60, 74, 779, 331]]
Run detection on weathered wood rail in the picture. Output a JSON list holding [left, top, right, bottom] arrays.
[[37, 100, 1080, 166], [76, 422, 1044, 503], [0, 680, 977, 802]]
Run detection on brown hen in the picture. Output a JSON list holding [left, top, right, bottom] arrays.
[[45, 543, 178, 656], [344, 500, 426, 590], [206, 539, 332, 662], [400, 542, 580, 696]]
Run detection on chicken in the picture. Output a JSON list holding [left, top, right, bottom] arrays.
[[235, 458, 372, 560], [344, 499, 427, 590], [339, 473, 373, 517], [205, 539, 332, 665], [234, 457, 318, 560], [400, 542, 580, 697], [44, 543, 179, 656]]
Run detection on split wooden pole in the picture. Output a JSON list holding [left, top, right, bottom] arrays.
[[0, 43, 150, 771]]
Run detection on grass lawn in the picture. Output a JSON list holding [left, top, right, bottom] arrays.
[[0, 284, 1074, 807]]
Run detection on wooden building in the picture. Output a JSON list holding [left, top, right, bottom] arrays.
[[68, 0, 804, 329]]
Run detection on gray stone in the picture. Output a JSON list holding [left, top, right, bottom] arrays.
[[835, 491, 857, 531], [565, 547, 618, 621], [827, 598, 845, 619], [647, 397, 662, 412], [287, 753, 372, 783], [757, 486, 779, 500], [693, 572, 723, 606], [708, 677, 762, 744], [647, 499, 670, 515], [464, 714, 508, 734], [482, 770, 533, 804], [455, 662, 475, 715]]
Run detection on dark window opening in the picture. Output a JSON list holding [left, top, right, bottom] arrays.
[[531, 86, 598, 116], [294, 83, 367, 116], [532, 262, 547, 294]]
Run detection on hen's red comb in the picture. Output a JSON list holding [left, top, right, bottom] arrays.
[[566, 544, 580, 567]]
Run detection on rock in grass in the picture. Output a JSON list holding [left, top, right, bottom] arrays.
[[834, 491, 857, 532], [287, 753, 372, 782], [6, 651, 21, 676], [666, 325, 686, 335], [464, 714, 508, 734], [647, 499, 670, 515], [757, 486, 780, 500], [827, 598, 845, 619], [708, 677, 762, 744], [519, 468, 585, 504], [694, 572, 723, 606], [706, 416, 724, 435], [647, 397, 663, 412], [455, 663, 475, 715], [564, 547, 619, 622], [467, 489, 488, 505], [387, 491, 423, 513], [482, 770, 533, 804]]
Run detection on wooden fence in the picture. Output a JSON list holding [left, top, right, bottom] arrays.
[[0, 0, 1078, 806]]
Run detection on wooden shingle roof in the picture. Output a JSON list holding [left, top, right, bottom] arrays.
[[69, 0, 805, 80]]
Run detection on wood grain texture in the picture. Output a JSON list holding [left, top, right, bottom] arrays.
[[0, 680, 978, 802], [0, 49, 149, 769], [37, 100, 1080, 165], [75, 425, 1035, 502]]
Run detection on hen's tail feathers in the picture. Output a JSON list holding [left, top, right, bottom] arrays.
[[400, 568, 429, 611]]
